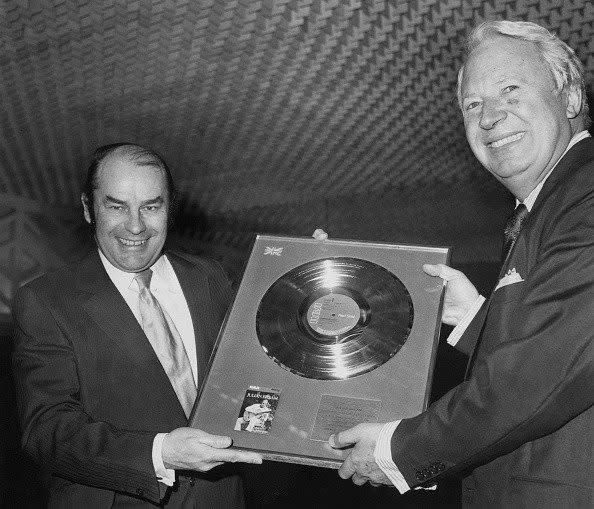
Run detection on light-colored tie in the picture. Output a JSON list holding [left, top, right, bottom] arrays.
[[135, 269, 196, 418]]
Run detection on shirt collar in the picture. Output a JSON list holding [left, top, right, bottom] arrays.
[[98, 250, 174, 292], [521, 130, 591, 211]]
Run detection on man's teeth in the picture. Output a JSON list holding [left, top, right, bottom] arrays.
[[490, 132, 524, 148], [119, 238, 147, 246]]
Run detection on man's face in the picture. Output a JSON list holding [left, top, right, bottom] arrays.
[[460, 36, 578, 199], [82, 152, 169, 273], [254, 413, 268, 425]]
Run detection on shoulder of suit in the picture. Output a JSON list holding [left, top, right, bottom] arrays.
[[166, 250, 229, 281], [559, 148, 594, 194], [540, 138, 594, 205], [19, 254, 88, 291], [566, 136, 594, 175]]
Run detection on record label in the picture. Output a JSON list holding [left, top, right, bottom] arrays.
[[306, 293, 360, 336]]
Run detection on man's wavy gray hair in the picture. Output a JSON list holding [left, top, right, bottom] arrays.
[[457, 20, 591, 129]]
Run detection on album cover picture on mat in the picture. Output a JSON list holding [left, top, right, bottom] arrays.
[[234, 386, 280, 434]]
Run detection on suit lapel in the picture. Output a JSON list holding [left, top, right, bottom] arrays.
[[167, 253, 211, 389], [75, 251, 186, 419], [497, 138, 593, 279]]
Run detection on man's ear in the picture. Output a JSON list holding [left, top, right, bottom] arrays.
[[81, 194, 92, 224], [565, 85, 582, 119]]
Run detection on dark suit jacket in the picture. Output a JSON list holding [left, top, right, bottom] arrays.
[[391, 137, 594, 507], [12, 250, 244, 508]]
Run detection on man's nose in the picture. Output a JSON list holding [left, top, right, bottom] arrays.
[[125, 210, 146, 234], [479, 98, 507, 130]]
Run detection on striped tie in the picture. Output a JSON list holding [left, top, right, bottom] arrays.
[[502, 203, 529, 261]]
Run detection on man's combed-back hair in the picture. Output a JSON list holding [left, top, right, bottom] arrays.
[[82, 142, 178, 227], [457, 20, 591, 129]]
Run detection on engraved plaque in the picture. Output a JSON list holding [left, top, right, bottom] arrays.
[[310, 395, 381, 441]]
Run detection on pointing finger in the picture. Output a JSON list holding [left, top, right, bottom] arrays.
[[226, 449, 263, 464], [212, 448, 263, 464]]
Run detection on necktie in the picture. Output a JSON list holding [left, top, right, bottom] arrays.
[[502, 203, 529, 261], [135, 269, 196, 418]]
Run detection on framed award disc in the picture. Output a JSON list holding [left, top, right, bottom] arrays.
[[190, 235, 449, 468]]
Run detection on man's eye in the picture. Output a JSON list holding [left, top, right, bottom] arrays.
[[143, 205, 158, 211], [503, 85, 519, 93], [109, 205, 124, 210], [465, 101, 480, 111]]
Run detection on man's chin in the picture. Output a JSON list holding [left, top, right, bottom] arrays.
[[486, 160, 530, 180], [112, 254, 155, 273], [100, 241, 164, 272]]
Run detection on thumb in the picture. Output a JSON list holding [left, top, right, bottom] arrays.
[[199, 433, 232, 449], [329, 428, 358, 449], [423, 263, 459, 282], [422, 263, 441, 277]]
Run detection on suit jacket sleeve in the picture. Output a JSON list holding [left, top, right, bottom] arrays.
[[451, 298, 490, 357], [12, 282, 166, 504], [390, 169, 594, 487]]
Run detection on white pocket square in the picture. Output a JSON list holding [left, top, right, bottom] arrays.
[[495, 268, 524, 291]]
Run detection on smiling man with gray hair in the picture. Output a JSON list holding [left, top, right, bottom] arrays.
[[329, 20, 593, 507]]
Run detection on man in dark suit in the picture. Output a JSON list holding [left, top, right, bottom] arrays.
[[329, 20, 593, 507], [12, 143, 261, 508]]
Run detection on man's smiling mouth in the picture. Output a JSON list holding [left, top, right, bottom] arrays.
[[488, 132, 525, 148], [118, 238, 148, 246]]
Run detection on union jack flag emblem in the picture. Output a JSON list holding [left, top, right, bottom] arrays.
[[264, 246, 283, 256]]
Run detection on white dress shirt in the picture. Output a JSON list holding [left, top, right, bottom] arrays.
[[374, 130, 591, 492], [99, 251, 196, 486]]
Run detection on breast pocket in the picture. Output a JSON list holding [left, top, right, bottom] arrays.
[[482, 280, 527, 345], [490, 280, 526, 305]]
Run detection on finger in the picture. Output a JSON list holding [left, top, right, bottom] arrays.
[[337, 458, 356, 480], [231, 450, 263, 464], [200, 461, 225, 471], [216, 448, 263, 465], [312, 228, 328, 240], [329, 428, 358, 449], [369, 481, 381, 488], [352, 473, 367, 486], [197, 433, 233, 449]]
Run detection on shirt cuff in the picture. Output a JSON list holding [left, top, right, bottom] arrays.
[[446, 295, 486, 346], [153, 433, 175, 487], [373, 421, 410, 493]]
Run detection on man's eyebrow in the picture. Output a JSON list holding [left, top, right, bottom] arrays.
[[103, 195, 164, 205], [142, 196, 164, 206], [104, 195, 126, 204]]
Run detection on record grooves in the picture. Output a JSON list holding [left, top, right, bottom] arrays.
[[255, 257, 414, 380]]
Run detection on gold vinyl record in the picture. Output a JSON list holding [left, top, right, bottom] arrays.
[[255, 257, 414, 380]]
